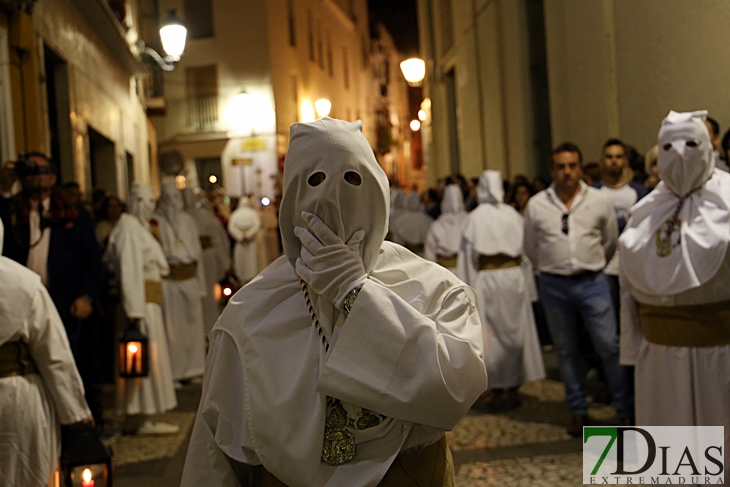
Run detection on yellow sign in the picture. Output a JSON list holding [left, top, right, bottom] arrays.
[[241, 137, 266, 152], [232, 158, 253, 166]]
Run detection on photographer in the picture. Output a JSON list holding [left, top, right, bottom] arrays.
[[0, 154, 102, 357]]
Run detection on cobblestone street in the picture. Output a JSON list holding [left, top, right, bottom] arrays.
[[108, 352, 625, 486]]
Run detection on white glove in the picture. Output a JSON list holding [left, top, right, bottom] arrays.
[[294, 212, 368, 308]]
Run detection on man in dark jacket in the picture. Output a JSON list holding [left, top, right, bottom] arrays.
[[0, 153, 102, 356]]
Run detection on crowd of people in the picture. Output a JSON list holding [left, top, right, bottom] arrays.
[[1, 109, 728, 485]]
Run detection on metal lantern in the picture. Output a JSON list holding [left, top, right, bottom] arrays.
[[61, 431, 113, 487], [119, 320, 149, 378], [215, 273, 239, 305]]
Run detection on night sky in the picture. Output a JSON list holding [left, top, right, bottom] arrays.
[[368, 0, 420, 56]]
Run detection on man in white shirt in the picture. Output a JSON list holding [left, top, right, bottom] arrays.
[[523, 142, 633, 436]]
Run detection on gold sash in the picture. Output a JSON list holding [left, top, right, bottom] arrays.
[[252, 436, 454, 487], [199, 235, 213, 250], [145, 280, 163, 304], [437, 254, 458, 268], [405, 243, 425, 254], [0, 341, 38, 378], [639, 300, 730, 347], [164, 262, 198, 281], [478, 254, 520, 271]]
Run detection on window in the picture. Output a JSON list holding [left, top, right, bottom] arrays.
[[343, 47, 349, 89], [288, 0, 296, 47], [326, 31, 333, 77], [184, 0, 214, 39], [307, 10, 314, 61], [186, 65, 218, 131]]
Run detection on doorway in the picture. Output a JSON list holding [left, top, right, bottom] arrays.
[[44, 44, 73, 183], [196, 156, 222, 193], [88, 127, 117, 196]]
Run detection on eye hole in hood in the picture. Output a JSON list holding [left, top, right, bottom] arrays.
[[308, 172, 326, 187]]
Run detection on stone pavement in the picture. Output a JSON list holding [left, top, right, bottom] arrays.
[[110, 352, 622, 486]]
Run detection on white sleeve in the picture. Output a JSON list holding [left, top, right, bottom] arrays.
[[27, 286, 91, 424], [317, 279, 488, 431], [602, 200, 619, 264], [117, 230, 146, 320], [181, 330, 259, 487], [619, 273, 642, 366]]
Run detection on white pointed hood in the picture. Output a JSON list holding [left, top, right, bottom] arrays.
[[129, 183, 157, 227], [477, 170, 504, 204], [280, 118, 389, 274], [158, 181, 184, 223], [427, 185, 467, 257], [620, 110, 730, 295]]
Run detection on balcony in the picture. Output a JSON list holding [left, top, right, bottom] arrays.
[[156, 96, 226, 142]]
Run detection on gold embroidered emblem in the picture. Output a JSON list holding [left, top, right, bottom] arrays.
[[655, 218, 681, 257]]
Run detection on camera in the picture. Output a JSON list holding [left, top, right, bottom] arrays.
[[15, 153, 54, 177]]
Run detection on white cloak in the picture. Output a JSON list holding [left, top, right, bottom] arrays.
[[0, 257, 91, 486], [105, 213, 178, 415], [155, 211, 208, 380], [228, 205, 261, 283], [181, 243, 487, 487], [458, 197, 544, 389], [187, 205, 231, 334]]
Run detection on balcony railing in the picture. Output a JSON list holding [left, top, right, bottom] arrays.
[[156, 96, 226, 140]]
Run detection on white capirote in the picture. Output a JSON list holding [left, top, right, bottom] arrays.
[[620, 110, 730, 468], [390, 192, 433, 255], [0, 218, 91, 486], [181, 118, 487, 487], [155, 181, 207, 380], [423, 184, 468, 279], [105, 183, 177, 415], [458, 170, 544, 389]]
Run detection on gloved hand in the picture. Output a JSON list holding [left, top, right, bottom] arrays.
[[294, 211, 368, 308]]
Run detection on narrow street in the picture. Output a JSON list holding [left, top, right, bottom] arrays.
[[111, 352, 621, 486]]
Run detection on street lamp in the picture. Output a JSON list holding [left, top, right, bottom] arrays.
[[410, 120, 421, 131], [139, 9, 187, 72], [315, 98, 332, 118], [400, 58, 425, 87]]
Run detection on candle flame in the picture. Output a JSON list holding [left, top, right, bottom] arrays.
[[82, 469, 92, 482], [127, 343, 138, 354]]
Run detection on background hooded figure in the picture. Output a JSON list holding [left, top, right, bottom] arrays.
[[423, 184, 468, 279], [457, 170, 545, 408], [620, 110, 730, 467], [389, 190, 433, 256], [181, 118, 487, 487]]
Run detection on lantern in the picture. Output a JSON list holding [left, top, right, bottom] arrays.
[[216, 273, 239, 305], [314, 98, 332, 118], [119, 320, 149, 378], [159, 9, 187, 61], [399, 58, 426, 87], [61, 431, 113, 487]]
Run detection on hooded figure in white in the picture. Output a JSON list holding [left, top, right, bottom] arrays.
[[154, 181, 207, 381], [458, 171, 544, 395], [423, 184, 468, 279], [181, 118, 487, 487], [228, 196, 261, 284], [104, 184, 178, 431], [386, 188, 405, 240], [620, 110, 730, 466], [183, 188, 231, 334], [390, 191, 433, 256], [0, 217, 93, 486]]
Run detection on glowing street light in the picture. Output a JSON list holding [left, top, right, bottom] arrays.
[[410, 120, 421, 131], [159, 10, 187, 61], [400, 58, 425, 87], [208, 175, 217, 184], [261, 197, 271, 206], [315, 98, 332, 118], [223, 91, 275, 135], [418, 109, 426, 121]]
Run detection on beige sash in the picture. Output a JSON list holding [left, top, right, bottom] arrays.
[[404, 243, 425, 254], [0, 341, 38, 378], [144, 280, 163, 304], [478, 254, 520, 271], [200, 235, 213, 250], [639, 300, 730, 347], [164, 262, 198, 281], [251, 436, 454, 487], [436, 254, 458, 269]]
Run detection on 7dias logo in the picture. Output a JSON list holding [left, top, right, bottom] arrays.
[[583, 426, 724, 484]]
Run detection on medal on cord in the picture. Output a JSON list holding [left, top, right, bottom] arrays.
[[300, 279, 356, 466]]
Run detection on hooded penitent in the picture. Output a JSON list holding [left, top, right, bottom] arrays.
[[158, 180, 184, 224], [129, 183, 157, 226], [280, 119, 389, 273], [620, 110, 730, 295], [426, 184, 467, 257], [463, 170, 523, 256]]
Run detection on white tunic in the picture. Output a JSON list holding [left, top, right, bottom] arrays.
[[181, 244, 487, 487], [105, 213, 178, 415], [228, 205, 261, 283], [187, 205, 231, 334], [155, 211, 208, 380], [0, 257, 91, 487], [459, 203, 544, 389]]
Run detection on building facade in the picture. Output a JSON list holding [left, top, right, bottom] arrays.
[[0, 0, 159, 200], [153, 0, 416, 199]]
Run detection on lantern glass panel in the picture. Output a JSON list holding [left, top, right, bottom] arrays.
[[70, 463, 108, 487], [119, 326, 149, 378]]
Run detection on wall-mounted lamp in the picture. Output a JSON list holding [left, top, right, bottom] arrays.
[[410, 120, 421, 131], [138, 9, 187, 72], [400, 58, 426, 87], [315, 98, 332, 118]]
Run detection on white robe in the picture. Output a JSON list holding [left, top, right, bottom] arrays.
[[181, 243, 488, 487], [155, 211, 208, 380], [620, 250, 730, 468], [0, 257, 91, 487], [458, 202, 545, 389], [228, 205, 261, 283], [187, 206, 231, 334], [424, 185, 468, 280], [105, 213, 178, 415]]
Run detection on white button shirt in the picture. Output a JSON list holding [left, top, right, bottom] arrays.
[[523, 181, 618, 276]]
